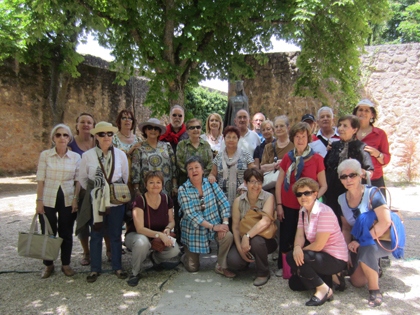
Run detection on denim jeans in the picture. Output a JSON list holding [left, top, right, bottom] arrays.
[[90, 204, 125, 273]]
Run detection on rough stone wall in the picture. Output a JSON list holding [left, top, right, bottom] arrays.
[[0, 56, 151, 174], [236, 44, 420, 182]]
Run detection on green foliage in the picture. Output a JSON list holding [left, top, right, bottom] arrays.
[[184, 87, 228, 125]]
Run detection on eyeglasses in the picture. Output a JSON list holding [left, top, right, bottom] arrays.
[[121, 117, 133, 121], [188, 125, 201, 130], [172, 114, 183, 118], [55, 133, 69, 138], [146, 126, 161, 131], [249, 180, 262, 186], [200, 196, 205, 211], [339, 173, 358, 180], [295, 191, 315, 197], [97, 132, 114, 137]]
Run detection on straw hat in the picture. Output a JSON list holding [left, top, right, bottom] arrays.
[[90, 121, 118, 135]]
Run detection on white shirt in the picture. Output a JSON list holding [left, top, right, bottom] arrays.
[[310, 127, 340, 157], [220, 129, 261, 156]]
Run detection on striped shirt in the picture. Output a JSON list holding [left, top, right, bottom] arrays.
[[298, 200, 348, 262], [36, 148, 81, 207], [179, 178, 230, 254]]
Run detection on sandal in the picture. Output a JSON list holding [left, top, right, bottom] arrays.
[[115, 270, 128, 280], [368, 290, 383, 307], [87, 272, 99, 283], [333, 272, 346, 292], [80, 253, 90, 266]]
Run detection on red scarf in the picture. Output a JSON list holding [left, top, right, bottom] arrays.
[[160, 124, 187, 145]]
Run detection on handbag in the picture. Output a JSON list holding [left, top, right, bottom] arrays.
[[239, 208, 277, 239], [18, 214, 63, 260], [262, 142, 279, 190]]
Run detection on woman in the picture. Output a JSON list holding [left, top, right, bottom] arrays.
[[178, 156, 235, 278], [324, 115, 374, 223], [78, 121, 129, 283], [201, 113, 224, 157], [253, 120, 275, 169], [176, 118, 213, 186], [338, 159, 392, 307], [208, 126, 255, 206], [275, 122, 327, 279], [69, 112, 97, 266], [132, 118, 177, 196], [125, 171, 180, 287], [287, 178, 347, 306], [261, 115, 294, 173], [353, 99, 390, 192], [36, 124, 80, 278], [227, 168, 277, 286]]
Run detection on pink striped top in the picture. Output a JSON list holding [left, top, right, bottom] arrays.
[[298, 200, 348, 262]]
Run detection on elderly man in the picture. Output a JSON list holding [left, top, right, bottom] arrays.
[[309, 106, 340, 157], [221, 109, 260, 156], [252, 112, 266, 142], [160, 104, 189, 154]]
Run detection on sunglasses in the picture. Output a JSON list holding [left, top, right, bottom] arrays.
[[295, 191, 315, 197], [339, 173, 358, 180], [55, 133, 69, 138], [121, 117, 133, 121], [146, 126, 161, 131], [200, 196, 205, 211], [97, 132, 114, 137], [172, 114, 183, 118], [188, 125, 201, 130]]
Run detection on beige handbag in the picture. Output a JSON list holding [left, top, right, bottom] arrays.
[[109, 183, 131, 204], [239, 208, 277, 239], [18, 214, 63, 260]]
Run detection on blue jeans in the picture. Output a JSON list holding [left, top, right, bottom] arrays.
[[90, 205, 125, 273]]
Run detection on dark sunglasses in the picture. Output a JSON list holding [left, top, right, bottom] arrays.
[[188, 125, 202, 130], [295, 191, 315, 197], [146, 126, 161, 131], [200, 196, 205, 211], [97, 132, 114, 137], [121, 117, 133, 121], [339, 173, 358, 180], [172, 114, 183, 118], [55, 133, 69, 138]]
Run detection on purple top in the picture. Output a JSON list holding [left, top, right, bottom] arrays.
[[68, 140, 85, 156]]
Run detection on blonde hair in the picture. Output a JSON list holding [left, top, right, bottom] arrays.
[[204, 113, 223, 137]]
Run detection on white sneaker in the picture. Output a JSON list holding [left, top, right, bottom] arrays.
[[275, 269, 283, 277]]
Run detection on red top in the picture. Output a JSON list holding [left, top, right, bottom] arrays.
[[280, 153, 325, 209], [359, 127, 390, 180]]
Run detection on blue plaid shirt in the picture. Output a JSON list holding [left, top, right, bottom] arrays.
[[178, 178, 230, 254]]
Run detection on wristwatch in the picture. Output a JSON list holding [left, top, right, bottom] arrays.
[[245, 233, 251, 239], [155, 233, 159, 238], [377, 153, 383, 159]]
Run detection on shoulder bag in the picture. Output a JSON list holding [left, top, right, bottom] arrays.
[[239, 207, 277, 239], [18, 214, 63, 260]]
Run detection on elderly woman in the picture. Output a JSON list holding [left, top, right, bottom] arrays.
[[324, 115, 374, 224], [78, 121, 129, 283], [36, 124, 80, 278], [176, 118, 213, 186], [178, 156, 235, 278], [353, 99, 390, 193], [132, 118, 177, 196], [201, 113, 224, 157], [208, 126, 256, 205], [253, 120, 275, 169], [275, 122, 327, 279], [286, 178, 347, 306], [338, 159, 393, 307], [227, 168, 277, 286], [125, 171, 180, 286]]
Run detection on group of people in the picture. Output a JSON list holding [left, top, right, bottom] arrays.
[[34, 98, 401, 307]]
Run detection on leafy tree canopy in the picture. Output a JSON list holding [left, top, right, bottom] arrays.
[[185, 87, 227, 125], [1, 0, 390, 115]]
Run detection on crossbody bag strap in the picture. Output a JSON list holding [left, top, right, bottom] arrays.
[[272, 141, 278, 162], [96, 147, 115, 184]]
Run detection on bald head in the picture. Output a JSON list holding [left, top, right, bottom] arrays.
[[252, 112, 265, 132]]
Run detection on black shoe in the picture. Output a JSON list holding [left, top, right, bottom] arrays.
[[87, 272, 99, 283], [127, 274, 141, 287], [114, 270, 128, 279], [305, 288, 333, 306], [368, 290, 383, 307], [333, 272, 346, 292]]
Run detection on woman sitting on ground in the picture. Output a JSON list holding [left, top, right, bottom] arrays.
[[227, 168, 277, 286], [125, 171, 180, 287], [286, 177, 347, 306]]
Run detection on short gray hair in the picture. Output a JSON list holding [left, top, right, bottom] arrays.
[[170, 104, 184, 114], [337, 159, 362, 177], [317, 106, 334, 119], [274, 115, 289, 127], [50, 123, 73, 144]]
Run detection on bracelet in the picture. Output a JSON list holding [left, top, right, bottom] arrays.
[[36, 198, 43, 201], [222, 221, 229, 225], [277, 203, 282, 206]]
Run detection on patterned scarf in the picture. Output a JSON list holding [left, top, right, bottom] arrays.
[[222, 148, 241, 205], [284, 146, 314, 191], [160, 123, 187, 145]]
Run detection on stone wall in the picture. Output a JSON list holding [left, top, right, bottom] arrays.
[[236, 44, 420, 182], [0, 56, 151, 174]]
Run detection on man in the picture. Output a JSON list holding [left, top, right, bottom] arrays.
[[252, 112, 266, 142], [301, 113, 317, 141], [309, 106, 340, 157], [160, 104, 189, 154], [221, 109, 260, 156]]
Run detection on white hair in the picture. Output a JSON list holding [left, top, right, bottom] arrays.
[[337, 159, 362, 177], [317, 106, 334, 119], [50, 123, 73, 144]]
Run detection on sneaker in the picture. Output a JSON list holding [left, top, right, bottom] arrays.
[[214, 263, 236, 278], [275, 269, 283, 277], [127, 274, 141, 287]]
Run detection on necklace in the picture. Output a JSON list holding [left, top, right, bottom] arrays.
[[120, 131, 131, 139], [359, 127, 371, 137], [277, 139, 290, 148]]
